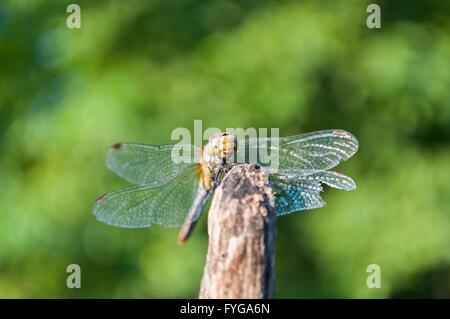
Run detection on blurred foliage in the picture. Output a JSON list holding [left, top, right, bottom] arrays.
[[0, 0, 449, 298]]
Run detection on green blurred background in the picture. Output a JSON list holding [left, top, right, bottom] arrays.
[[0, 0, 449, 298]]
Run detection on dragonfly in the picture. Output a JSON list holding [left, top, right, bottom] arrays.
[[93, 129, 358, 243]]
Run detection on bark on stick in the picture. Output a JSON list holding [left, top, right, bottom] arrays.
[[199, 164, 276, 299]]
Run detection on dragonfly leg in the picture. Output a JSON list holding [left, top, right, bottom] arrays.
[[214, 164, 234, 186]]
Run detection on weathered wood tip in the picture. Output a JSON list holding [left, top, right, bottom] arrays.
[[199, 164, 276, 299]]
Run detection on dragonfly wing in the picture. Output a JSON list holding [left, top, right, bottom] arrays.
[[107, 143, 200, 185], [310, 170, 356, 191], [93, 166, 201, 228], [235, 130, 358, 172], [270, 170, 355, 217]]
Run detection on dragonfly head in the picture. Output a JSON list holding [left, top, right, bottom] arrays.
[[206, 131, 237, 163]]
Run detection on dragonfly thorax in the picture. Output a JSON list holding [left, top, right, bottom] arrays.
[[200, 132, 237, 189]]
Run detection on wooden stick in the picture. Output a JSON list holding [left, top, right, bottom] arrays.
[[199, 164, 276, 299]]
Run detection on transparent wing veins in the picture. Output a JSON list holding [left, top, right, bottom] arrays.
[[235, 129, 358, 172], [270, 170, 356, 216], [106, 143, 200, 185], [93, 166, 200, 228]]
